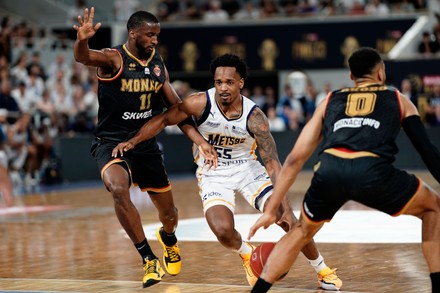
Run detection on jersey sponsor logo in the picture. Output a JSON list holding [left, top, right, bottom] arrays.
[[153, 65, 161, 77], [129, 63, 136, 71], [120, 78, 163, 93], [122, 109, 153, 120], [144, 67, 150, 75], [206, 121, 220, 128], [208, 133, 246, 146], [231, 125, 246, 135], [333, 117, 380, 132]]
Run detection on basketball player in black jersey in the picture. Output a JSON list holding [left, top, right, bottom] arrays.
[[73, 7, 215, 288], [248, 47, 440, 293]]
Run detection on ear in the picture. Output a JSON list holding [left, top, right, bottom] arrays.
[[349, 72, 354, 81], [239, 78, 244, 89]]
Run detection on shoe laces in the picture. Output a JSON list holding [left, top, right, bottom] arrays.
[[144, 259, 158, 274], [320, 268, 338, 280], [165, 245, 180, 262]]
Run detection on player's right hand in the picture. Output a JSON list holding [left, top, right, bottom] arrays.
[[112, 141, 134, 158], [73, 7, 101, 41], [247, 212, 277, 240]]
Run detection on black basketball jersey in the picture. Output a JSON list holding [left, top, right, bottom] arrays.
[[95, 44, 167, 142], [319, 84, 403, 162]]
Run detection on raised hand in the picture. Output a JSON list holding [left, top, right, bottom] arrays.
[[73, 7, 101, 41], [112, 141, 135, 158]]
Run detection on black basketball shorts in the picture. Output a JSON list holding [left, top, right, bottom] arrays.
[[91, 137, 171, 193], [302, 152, 420, 223]]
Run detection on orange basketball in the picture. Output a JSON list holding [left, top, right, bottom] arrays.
[[249, 242, 288, 280]]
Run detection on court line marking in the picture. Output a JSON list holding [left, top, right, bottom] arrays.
[[138, 211, 421, 243]]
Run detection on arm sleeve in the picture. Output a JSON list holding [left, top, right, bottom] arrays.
[[402, 115, 440, 183]]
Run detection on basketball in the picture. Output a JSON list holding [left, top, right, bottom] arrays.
[[250, 242, 288, 280]]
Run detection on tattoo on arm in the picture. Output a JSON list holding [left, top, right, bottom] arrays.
[[248, 108, 281, 181]]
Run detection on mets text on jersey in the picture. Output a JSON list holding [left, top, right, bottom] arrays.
[[207, 133, 246, 146]]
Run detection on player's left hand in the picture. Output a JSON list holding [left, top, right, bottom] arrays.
[[198, 142, 218, 170], [247, 212, 277, 240], [112, 141, 134, 157]]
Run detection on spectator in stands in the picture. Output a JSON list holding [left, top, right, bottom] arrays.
[[280, 0, 298, 17], [0, 16, 13, 63], [266, 106, 286, 132], [25, 65, 45, 99], [10, 51, 28, 85], [418, 31, 438, 55], [233, 0, 260, 19], [221, 0, 241, 18], [425, 83, 440, 126], [277, 84, 304, 130], [250, 85, 266, 108], [203, 0, 229, 22], [181, 0, 202, 20], [365, 0, 390, 15], [11, 80, 37, 114], [26, 51, 47, 81], [0, 79, 20, 123], [156, 0, 181, 22], [113, 0, 142, 22], [259, 0, 280, 18], [400, 78, 419, 107]]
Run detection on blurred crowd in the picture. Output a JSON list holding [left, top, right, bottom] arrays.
[[150, 0, 426, 22]]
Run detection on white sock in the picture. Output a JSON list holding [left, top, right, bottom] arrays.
[[236, 241, 253, 255], [307, 253, 327, 273]]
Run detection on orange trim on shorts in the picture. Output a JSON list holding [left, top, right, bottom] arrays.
[[100, 158, 130, 179], [391, 177, 422, 217], [139, 184, 172, 193], [324, 148, 379, 159]]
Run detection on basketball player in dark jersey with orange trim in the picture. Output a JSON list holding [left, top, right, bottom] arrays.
[[73, 7, 215, 288], [249, 47, 440, 293]]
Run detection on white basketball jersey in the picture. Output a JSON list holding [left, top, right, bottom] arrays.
[[193, 87, 258, 173]]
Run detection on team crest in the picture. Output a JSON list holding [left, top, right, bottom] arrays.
[[153, 65, 161, 77], [144, 67, 150, 75]]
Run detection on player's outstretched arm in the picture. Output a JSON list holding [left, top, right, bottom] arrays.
[[400, 93, 440, 183], [73, 7, 117, 69], [248, 102, 325, 240]]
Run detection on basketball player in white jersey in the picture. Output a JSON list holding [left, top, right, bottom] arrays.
[[112, 54, 342, 290]]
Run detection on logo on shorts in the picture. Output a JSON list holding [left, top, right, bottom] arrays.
[[202, 191, 221, 201], [254, 172, 268, 181]]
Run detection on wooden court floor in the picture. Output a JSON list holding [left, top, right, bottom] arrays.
[[0, 171, 438, 293]]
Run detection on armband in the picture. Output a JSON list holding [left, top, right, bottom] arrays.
[[402, 115, 440, 183]]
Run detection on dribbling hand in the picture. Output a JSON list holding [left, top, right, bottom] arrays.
[[247, 212, 277, 241], [73, 7, 101, 41]]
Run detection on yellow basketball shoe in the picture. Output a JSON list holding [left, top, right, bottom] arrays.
[[317, 267, 342, 291], [240, 244, 258, 286], [156, 226, 182, 275], [142, 258, 165, 288]]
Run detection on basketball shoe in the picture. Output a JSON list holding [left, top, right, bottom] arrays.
[[240, 244, 258, 286], [156, 226, 182, 275], [142, 258, 165, 288], [317, 267, 342, 290]]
